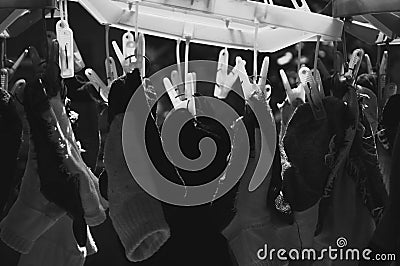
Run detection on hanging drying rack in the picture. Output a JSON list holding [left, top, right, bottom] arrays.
[[0, 0, 57, 38], [334, 0, 400, 45], [70, 0, 343, 52]]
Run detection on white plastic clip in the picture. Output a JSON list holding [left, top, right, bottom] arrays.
[[290, 0, 311, 12], [85, 68, 109, 102], [105, 24, 118, 85], [378, 51, 388, 111], [345, 48, 365, 85], [237, 55, 270, 101], [299, 66, 326, 120], [136, 33, 145, 77], [10, 49, 28, 75], [364, 53, 373, 74], [56, 0, 74, 78], [214, 48, 239, 99], [9, 79, 25, 95], [112, 41, 125, 69], [0, 68, 9, 91], [123, 31, 135, 65], [279, 69, 305, 104]]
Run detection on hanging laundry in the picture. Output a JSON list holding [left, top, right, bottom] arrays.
[[17, 215, 97, 266], [1, 42, 107, 252], [0, 88, 22, 216], [104, 69, 170, 262]]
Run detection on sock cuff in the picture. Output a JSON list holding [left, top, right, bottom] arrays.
[[109, 192, 170, 262], [0, 199, 63, 254]]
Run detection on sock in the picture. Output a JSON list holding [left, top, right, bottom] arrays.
[[17, 215, 97, 266], [105, 114, 170, 262], [0, 141, 65, 254]]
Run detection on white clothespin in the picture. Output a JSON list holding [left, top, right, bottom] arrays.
[[112, 32, 145, 76], [163, 37, 197, 115], [72, 39, 85, 73], [311, 68, 325, 97], [56, 0, 74, 78], [311, 35, 325, 97], [9, 79, 25, 95], [163, 71, 197, 113], [345, 48, 364, 85], [364, 53, 373, 74], [236, 56, 270, 101], [378, 51, 388, 112], [334, 50, 345, 76], [214, 48, 239, 99], [290, 0, 311, 12], [298, 66, 326, 120], [0, 68, 9, 91], [9, 49, 28, 76], [112, 41, 124, 69], [237, 20, 270, 101], [279, 69, 305, 105], [136, 32, 145, 78], [123, 31, 135, 65], [85, 68, 109, 103], [105, 24, 118, 86]]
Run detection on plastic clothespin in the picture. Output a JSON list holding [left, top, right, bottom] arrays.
[[72, 39, 85, 73], [104, 25, 118, 86], [364, 53, 373, 74], [56, 0, 74, 78], [316, 58, 330, 81], [334, 50, 345, 76], [123, 31, 136, 63], [0, 68, 8, 91], [85, 68, 109, 103], [187, 72, 197, 116], [298, 66, 326, 120], [112, 41, 125, 70], [237, 56, 270, 101], [378, 51, 388, 112], [236, 57, 254, 100], [214, 48, 239, 99], [290, 0, 311, 12], [311, 68, 325, 97], [136, 33, 145, 78], [163, 42, 197, 115], [163, 71, 197, 114], [105, 57, 118, 84], [9, 49, 28, 77], [9, 79, 26, 95], [258, 56, 270, 95], [105, 57, 118, 86], [279, 69, 305, 105], [345, 48, 364, 85]]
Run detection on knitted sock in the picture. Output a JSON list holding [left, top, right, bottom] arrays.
[[0, 141, 65, 254], [17, 215, 97, 266], [105, 114, 170, 262], [49, 94, 107, 226]]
